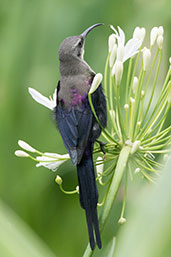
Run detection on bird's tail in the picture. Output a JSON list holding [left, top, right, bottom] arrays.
[[77, 145, 101, 250]]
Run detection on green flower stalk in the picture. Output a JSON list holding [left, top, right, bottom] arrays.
[[15, 25, 171, 256]]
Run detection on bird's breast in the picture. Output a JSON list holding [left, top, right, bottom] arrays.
[[58, 75, 93, 108]]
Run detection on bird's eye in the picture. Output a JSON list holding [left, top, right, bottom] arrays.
[[78, 40, 83, 47]]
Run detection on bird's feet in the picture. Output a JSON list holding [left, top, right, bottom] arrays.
[[96, 140, 106, 158]]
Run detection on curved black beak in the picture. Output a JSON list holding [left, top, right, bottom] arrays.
[[81, 23, 104, 38]]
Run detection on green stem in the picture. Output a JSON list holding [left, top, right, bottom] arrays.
[[82, 145, 131, 257]]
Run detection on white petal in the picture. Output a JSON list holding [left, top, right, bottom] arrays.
[[15, 150, 29, 157], [52, 88, 57, 106], [110, 25, 119, 40], [123, 38, 141, 62], [117, 26, 125, 45], [36, 153, 69, 171], [96, 157, 104, 176], [28, 88, 55, 110], [117, 44, 125, 62]]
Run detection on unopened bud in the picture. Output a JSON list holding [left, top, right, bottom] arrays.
[[109, 109, 115, 119], [117, 44, 125, 62], [96, 157, 104, 177], [158, 26, 164, 36], [143, 48, 151, 71], [134, 168, 140, 174], [130, 97, 135, 104], [109, 43, 117, 68], [150, 27, 158, 46], [15, 150, 29, 157], [18, 140, 36, 153], [118, 217, 126, 224], [114, 61, 123, 85], [131, 140, 141, 154], [89, 73, 103, 94], [132, 76, 138, 94], [124, 104, 129, 110], [137, 121, 141, 126], [157, 35, 163, 49], [55, 175, 63, 185], [108, 34, 116, 53], [133, 27, 146, 43], [141, 90, 145, 98]]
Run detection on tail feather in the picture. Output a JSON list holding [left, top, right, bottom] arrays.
[[77, 145, 102, 250]]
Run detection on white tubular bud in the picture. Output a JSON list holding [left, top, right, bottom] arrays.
[[117, 44, 125, 62], [114, 61, 123, 85], [137, 121, 141, 126], [89, 73, 103, 94], [143, 48, 151, 71], [157, 35, 163, 49], [131, 140, 141, 154], [133, 27, 146, 43], [15, 150, 29, 157], [109, 43, 117, 68], [158, 26, 164, 36], [132, 76, 138, 94], [55, 175, 63, 185], [130, 97, 135, 104], [18, 140, 36, 152], [140, 27, 146, 43], [108, 34, 116, 53], [150, 27, 158, 46]]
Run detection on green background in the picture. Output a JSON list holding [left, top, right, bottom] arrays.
[[0, 0, 171, 256]]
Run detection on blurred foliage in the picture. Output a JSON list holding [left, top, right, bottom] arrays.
[[0, 0, 171, 256]]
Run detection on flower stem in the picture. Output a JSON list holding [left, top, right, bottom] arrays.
[[82, 145, 131, 257]]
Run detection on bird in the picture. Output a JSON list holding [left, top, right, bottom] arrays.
[[54, 24, 107, 250]]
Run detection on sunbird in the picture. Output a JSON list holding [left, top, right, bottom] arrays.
[[54, 24, 107, 250]]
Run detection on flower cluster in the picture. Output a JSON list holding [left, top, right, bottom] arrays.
[[15, 25, 171, 223]]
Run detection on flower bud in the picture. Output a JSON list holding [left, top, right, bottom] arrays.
[[18, 140, 36, 152], [109, 43, 117, 68], [141, 90, 145, 98], [89, 73, 103, 94], [55, 175, 63, 185], [150, 27, 158, 46], [118, 217, 126, 224], [117, 44, 125, 62], [143, 48, 151, 71], [114, 61, 123, 85], [109, 109, 115, 119], [133, 27, 146, 43], [157, 35, 163, 49], [15, 150, 29, 157], [158, 26, 164, 36], [124, 104, 129, 110], [137, 121, 141, 126], [132, 76, 138, 94], [131, 140, 141, 154], [76, 186, 79, 194], [108, 34, 116, 53], [130, 97, 135, 104], [96, 157, 104, 176], [134, 168, 140, 174]]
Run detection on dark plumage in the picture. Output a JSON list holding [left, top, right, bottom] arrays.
[[54, 24, 107, 250]]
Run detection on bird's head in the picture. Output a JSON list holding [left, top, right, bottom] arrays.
[[58, 23, 104, 62]]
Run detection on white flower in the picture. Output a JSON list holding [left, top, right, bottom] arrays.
[[89, 73, 103, 94], [109, 43, 117, 68], [18, 140, 36, 152], [132, 76, 138, 94], [110, 25, 142, 63], [36, 152, 70, 171], [28, 87, 57, 110]]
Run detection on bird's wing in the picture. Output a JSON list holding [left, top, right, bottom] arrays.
[[56, 106, 93, 165]]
